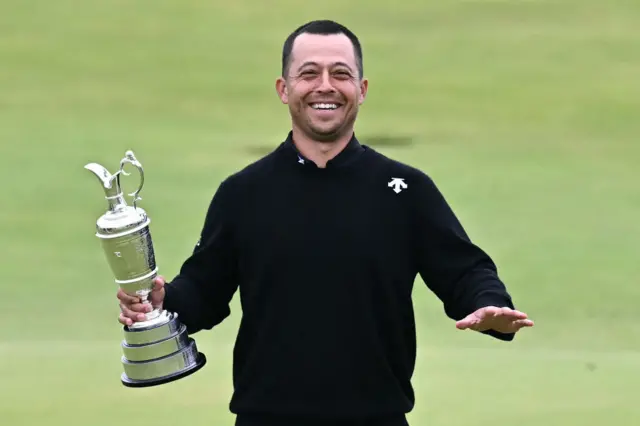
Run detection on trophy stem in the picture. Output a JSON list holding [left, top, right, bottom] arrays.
[[136, 289, 153, 307], [126, 288, 163, 328]]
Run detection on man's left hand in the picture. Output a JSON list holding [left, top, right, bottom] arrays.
[[455, 306, 534, 334]]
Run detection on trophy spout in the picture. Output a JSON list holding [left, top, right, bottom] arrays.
[[85, 150, 146, 212], [84, 163, 122, 199]]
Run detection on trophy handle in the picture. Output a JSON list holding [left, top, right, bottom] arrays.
[[119, 150, 145, 209]]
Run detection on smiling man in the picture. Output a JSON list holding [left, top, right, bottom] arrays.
[[117, 20, 533, 426], [275, 27, 367, 156]]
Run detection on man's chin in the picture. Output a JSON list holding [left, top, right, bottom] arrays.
[[310, 128, 343, 142], [306, 122, 345, 140]]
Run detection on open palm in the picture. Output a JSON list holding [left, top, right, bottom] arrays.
[[456, 306, 534, 334]]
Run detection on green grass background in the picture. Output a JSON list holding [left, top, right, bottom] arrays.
[[1, 0, 639, 425]]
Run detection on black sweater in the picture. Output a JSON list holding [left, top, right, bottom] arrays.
[[163, 132, 515, 420]]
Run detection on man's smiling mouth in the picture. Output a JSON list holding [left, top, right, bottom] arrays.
[[309, 103, 340, 110]]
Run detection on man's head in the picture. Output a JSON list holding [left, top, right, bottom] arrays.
[[276, 20, 368, 143]]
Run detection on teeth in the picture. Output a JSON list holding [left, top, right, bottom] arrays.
[[311, 103, 338, 110]]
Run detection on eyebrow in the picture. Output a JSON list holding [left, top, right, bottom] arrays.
[[297, 61, 354, 72]]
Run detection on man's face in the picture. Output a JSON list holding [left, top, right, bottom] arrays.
[[276, 33, 368, 142]]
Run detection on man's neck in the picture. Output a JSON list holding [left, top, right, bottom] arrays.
[[291, 128, 353, 168]]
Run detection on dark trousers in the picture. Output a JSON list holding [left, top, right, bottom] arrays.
[[235, 413, 409, 426]]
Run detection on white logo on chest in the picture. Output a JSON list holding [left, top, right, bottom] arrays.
[[388, 177, 407, 194]]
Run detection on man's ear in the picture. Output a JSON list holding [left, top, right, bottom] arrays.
[[358, 77, 369, 105], [275, 77, 288, 104]]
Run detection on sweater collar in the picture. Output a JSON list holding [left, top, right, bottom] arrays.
[[279, 131, 365, 169]]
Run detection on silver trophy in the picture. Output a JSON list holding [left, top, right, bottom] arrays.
[[85, 150, 206, 387]]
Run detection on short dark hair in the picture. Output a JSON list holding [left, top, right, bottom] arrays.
[[281, 20, 364, 79]]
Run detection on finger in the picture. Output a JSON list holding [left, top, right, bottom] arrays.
[[153, 276, 165, 289], [127, 302, 153, 313], [118, 312, 133, 327], [496, 307, 523, 318], [455, 319, 471, 330], [120, 304, 148, 322], [497, 318, 534, 333], [492, 307, 529, 321], [502, 308, 529, 320], [456, 314, 480, 330], [514, 319, 534, 328], [117, 289, 140, 304], [150, 277, 166, 306]]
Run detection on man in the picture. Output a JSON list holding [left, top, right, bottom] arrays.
[[118, 20, 533, 426]]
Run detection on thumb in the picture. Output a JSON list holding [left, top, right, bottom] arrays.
[[456, 314, 479, 330], [150, 275, 166, 307], [455, 307, 497, 330], [152, 275, 166, 290]]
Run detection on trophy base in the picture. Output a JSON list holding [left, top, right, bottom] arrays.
[[120, 311, 207, 388], [121, 352, 207, 388]]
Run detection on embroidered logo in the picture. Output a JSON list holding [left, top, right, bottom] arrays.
[[388, 177, 407, 194]]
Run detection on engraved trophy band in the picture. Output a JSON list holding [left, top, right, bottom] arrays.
[[85, 150, 206, 387]]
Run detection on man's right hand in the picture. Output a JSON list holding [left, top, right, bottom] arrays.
[[117, 276, 166, 327]]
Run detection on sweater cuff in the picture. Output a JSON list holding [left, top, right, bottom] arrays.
[[162, 281, 180, 314], [474, 292, 514, 311]]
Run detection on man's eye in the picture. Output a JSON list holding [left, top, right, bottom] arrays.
[[333, 71, 351, 79]]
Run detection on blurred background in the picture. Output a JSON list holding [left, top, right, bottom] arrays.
[[1, 0, 639, 425]]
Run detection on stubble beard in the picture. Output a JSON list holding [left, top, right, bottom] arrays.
[[294, 104, 358, 143]]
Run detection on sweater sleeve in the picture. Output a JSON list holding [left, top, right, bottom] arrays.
[[411, 172, 516, 341], [163, 178, 239, 335]]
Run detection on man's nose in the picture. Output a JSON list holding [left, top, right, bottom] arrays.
[[315, 70, 335, 92]]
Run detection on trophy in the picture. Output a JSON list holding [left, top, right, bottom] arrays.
[[85, 150, 206, 387]]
